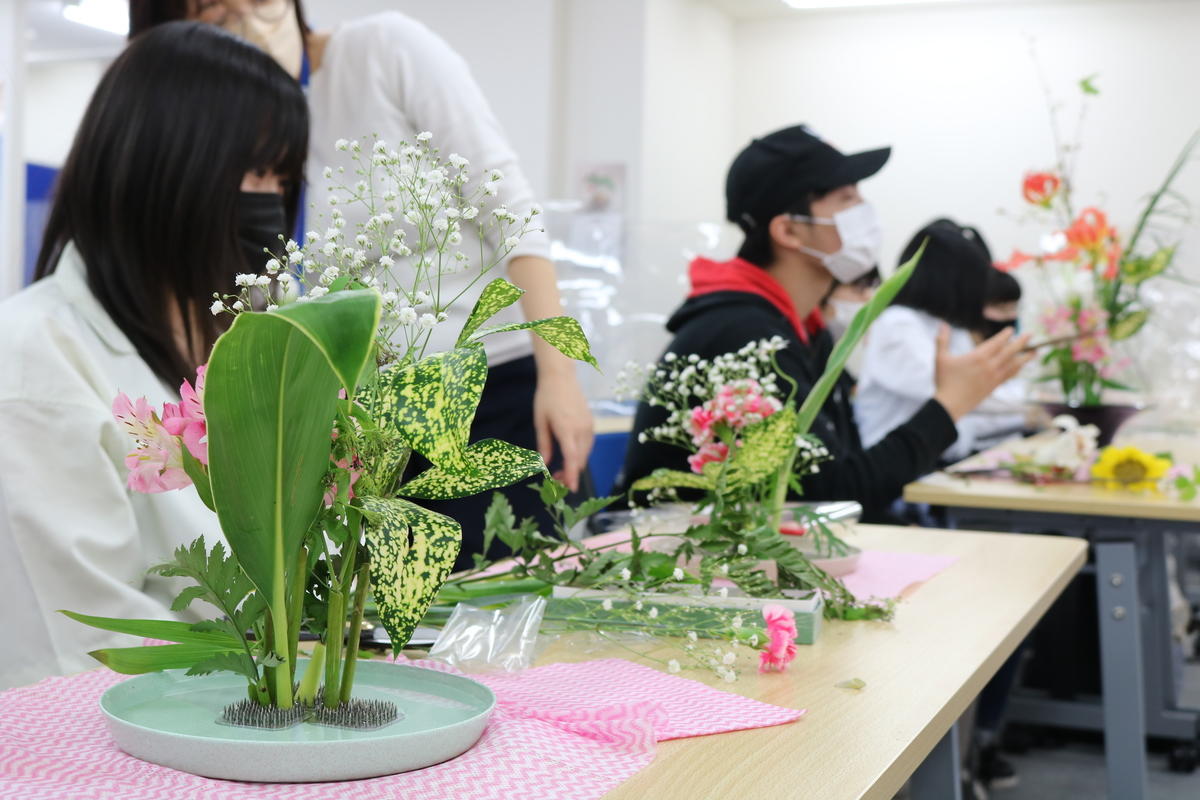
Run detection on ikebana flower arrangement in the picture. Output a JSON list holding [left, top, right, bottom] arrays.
[[65, 134, 596, 726], [997, 75, 1199, 408], [444, 245, 923, 640]]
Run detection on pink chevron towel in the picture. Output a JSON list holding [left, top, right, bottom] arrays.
[[0, 658, 804, 800]]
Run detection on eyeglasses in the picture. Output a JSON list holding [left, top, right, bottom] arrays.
[[193, 0, 293, 30]]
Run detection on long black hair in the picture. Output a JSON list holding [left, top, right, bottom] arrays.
[[129, 0, 313, 38], [35, 21, 307, 386], [892, 218, 991, 331]]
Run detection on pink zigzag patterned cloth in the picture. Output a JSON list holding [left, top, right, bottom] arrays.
[[0, 657, 804, 800]]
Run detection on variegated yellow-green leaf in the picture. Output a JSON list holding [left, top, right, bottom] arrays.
[[1120, 246, 1174, 285], [457, 278, 526, 347], [371, 345, 487, 473], [631, 468, 714, 493], [1109, 309, 1149, 341], [360, 496, 461, 653], [472, 316, 599, 368], [397, 438, 547, 500], [723, 407, 799, 489]]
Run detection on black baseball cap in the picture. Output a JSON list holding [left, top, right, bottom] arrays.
[[725, 124, 890, 232]]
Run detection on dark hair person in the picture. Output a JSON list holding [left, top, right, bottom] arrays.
[[0, 21, 308, 689], [36, 20, 307, 387], [855, 218, 1028, 461]]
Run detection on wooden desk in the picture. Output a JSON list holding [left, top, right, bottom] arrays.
[[535, 524, 1086, 800], [904, 434, 1200, 798]]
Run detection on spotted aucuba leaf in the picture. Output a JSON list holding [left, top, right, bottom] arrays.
[[360, 496, 461, 654], [630, 468, 714, 493], [456, 278, 525, 347], [397, 438, 547, 500], [471, 316, 599, 369], [371, 345, 487, 473], [722, 407, 799, 490]]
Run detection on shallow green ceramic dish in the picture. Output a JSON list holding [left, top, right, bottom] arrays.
[[99, 659, 495, 783]]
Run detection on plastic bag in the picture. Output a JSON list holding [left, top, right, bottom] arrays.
[[427, 596, 549, 673]]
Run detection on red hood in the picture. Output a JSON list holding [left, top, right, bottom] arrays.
[[687, 256, 813, 344]]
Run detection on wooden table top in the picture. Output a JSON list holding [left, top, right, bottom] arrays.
[[535, 524, 1087, 800], [904, 432, 1200, 522]]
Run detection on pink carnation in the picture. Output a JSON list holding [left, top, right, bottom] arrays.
[[161, 365, 208, 465], [687, 406, 717, 446], [687, 441, 729, 474], [758, 604, 799, 673]]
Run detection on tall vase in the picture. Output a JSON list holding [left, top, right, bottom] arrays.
[[1041, 402, 1141, 447]]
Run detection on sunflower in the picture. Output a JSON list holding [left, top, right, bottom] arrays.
[[1091, 446, 1171, 491]]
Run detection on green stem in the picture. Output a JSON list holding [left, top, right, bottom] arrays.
[[324, 514, 360, 708], [269, 584, 293, 708], [340, 561, 372, 704], [287, 544, 308, 673], [296, 641, 325, 705]]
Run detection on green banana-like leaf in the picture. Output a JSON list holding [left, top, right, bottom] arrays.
[[796, 241, 923, 434], [722, 407, 799, 490], [630, 468, 715, 493], [360, 496, 461, 653], [371, 344, 488, 473], [397, 438, 547, 500], [457, 278, 525, 346], [471, 316, 599, 368], [59, 610, 243, 648], [204, 290, 381, 618], [89, 643, 244, 675], [1109, 309, 1149, 341]]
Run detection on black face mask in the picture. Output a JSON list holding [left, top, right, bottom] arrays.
[[235, 191, 288, 272], [979, 317, 1019, 339]]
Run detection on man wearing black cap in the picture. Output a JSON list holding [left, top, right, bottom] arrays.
[[617, 124, 1031, 519]]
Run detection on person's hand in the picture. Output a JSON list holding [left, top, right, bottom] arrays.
[[934, 324, 1034, 421], [533, 370, 594, 492]]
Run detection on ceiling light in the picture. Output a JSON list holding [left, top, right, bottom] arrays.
[[783, 0, 962, 9], [61, 0, 129, 36]]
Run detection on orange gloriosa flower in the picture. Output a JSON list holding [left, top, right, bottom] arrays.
[[1022, 171, 1062, 207]]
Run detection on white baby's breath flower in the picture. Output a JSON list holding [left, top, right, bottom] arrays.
[[482, 181, 499, 197], [722, 652, 736, 665], [672, 567, 684, 581], [634, 600, 644, 611], [322, 166, 333, 179], [687, 631, 698, 643], [416, 131, 433, 142], [335, 138, 349, 151], [736, 543, 748, 556], [448, 153, 469, 169], [731, 616, 743, 630], [436, 311, 449, 323], [723, 670, 737, 683], [601, 598, 613, 611], [667, 659, 681, 674], [419, 313, 438, 329], [489, 168, 504, 181], [265, 258, 282, 274], [462, 206, 479, 220], [448, 231, 463, 246], [234, 273, 257, 288], [277, 272, 295, 290], [414, 290, 432, 308], [231, 300, 246, 311], [322, 242, 338, 257], [398, 306, 418, 325], [717, 587, 729, 599], [254, 275, 272, 288], [307, 287, 329, 299], [210, 300, 224, 316], [378, 255, 395, 269], [648, 607, 659, 619], [321, 266, 340, 285], [503, 236, 521, 249]]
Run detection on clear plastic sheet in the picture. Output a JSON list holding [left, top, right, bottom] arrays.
[[427, 596, 550, 673]]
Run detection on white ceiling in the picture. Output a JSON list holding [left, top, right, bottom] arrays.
[[26, 0, 126, 62], [699, 0, 1195, 19]]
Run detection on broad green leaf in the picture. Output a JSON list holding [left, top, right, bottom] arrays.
[[372, 345, 487, 473], [1120, 247, 1174, 285], [722, 407, 799, 490], [360, 497, 461, 653], [472, 316, 598, 368], [631, 467, 715, 493], [58, 610, 242, 648], [1109, 310, 1149, 341], [397, 438, 547, 500], [796, 241, 923, 434], [89, 642, 243, 675], [180, 448, 214, 512], [205, 291, 380, 632], [457, 278, 525, 346]]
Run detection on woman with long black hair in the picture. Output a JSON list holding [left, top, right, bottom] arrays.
[[0, 21, 308, 688]]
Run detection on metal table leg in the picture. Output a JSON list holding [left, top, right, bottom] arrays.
[[910, 721, 962, 800], [1096, 541, 1149, 800]]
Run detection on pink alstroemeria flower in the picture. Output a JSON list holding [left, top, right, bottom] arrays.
[[323, 456, 363, 508], [162, 365, 208, 465], [759, 603, 799, 673], [112, 393, 191, 493], [1071, 335, 1109, 365]]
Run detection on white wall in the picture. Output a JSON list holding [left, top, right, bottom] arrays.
[[731, 0, 1200, 276], [23, 59, 107, 166]]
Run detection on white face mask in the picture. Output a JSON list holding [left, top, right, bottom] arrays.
[[791, 202, 882, 283]]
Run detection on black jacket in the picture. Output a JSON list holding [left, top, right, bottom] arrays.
[[615, 291, 957, 519]]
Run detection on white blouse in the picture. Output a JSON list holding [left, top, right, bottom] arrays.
[[854, 305, 1026, 462], [307, 11, 552, 366], [0, 245, 218, 688]]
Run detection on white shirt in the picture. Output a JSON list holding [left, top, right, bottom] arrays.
[[307, 12, 552, 365], [0, 245, 217, 688], [854, 306, 1026, 462]]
